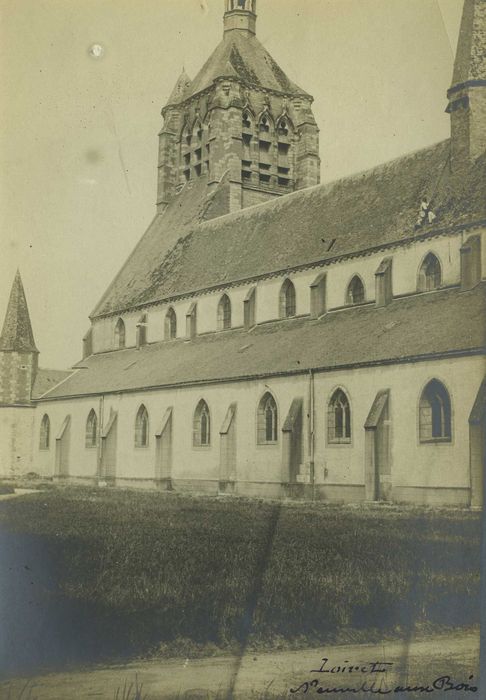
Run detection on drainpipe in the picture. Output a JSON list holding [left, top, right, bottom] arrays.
[[308, 369, 315, 500], [97, 395, 104, 482]]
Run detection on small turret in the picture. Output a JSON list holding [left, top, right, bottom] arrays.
[[0, 271, 39, 405]]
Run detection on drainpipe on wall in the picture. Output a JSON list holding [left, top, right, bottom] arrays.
[[97, 395, 104, 482], [308, 369, 315, 500]]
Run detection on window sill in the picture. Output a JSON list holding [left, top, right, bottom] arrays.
[[419, 438, 452, 445], [134, 445, 150, 449]]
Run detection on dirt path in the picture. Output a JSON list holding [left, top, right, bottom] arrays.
[[0, 630, 479, 699]]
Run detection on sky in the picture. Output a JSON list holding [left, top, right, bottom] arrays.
[[0, 0, 464, 369]]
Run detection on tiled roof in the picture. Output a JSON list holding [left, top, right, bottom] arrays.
[[183, 31, 309, 101], [0, 271, 38, 353], [41, 285, 486, 400], [32, 369, 72, 399], [451, 0, 486, 86], [92, 141, 486, 318]]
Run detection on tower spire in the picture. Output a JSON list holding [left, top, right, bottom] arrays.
[[0, 270, 38, 353], [446, 0, 486, 166], [224, 0, 257, 36]]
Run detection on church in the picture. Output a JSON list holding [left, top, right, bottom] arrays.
[[1, 0, 485, 507]]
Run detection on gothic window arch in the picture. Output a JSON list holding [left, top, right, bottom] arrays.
[[328, 389, 351, 444], [40, 414, 50, 450], [193, 119, 203, 141], [259, 113, 271, 133], [135, 404, 149, 448], [193, 399, 210, 447], [217, 294, 232, 330], [165, 307, 177, 340], [418, 253, 442, 292], [257, 392, 278, 444], [346, 276, 365, 305], [419, 379, 452, 442], [279, 279, 296, 318], [277, 116, 292, 137], [242, 110, 252, 129], [85, 409, 98, 448], [114, 318, 126, 349]]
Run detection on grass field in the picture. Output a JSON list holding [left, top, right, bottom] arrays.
[[0, 487, 481, 673]]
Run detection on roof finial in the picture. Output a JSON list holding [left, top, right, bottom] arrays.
[[224, 0, 257, 36]]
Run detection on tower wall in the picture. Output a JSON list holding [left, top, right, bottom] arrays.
[[0, 351, 38, 405]]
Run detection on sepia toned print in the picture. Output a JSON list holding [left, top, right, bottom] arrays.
[[0, 0, 484, 697]]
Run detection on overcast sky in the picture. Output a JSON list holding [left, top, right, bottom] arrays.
[[0, 0, 464, 369]]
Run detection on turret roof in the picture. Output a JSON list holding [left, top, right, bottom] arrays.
[[0, 271, 38, 353], [450, 0, 486, 88], [164, 69, 192, 108]]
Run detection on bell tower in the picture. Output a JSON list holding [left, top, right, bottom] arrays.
[[156, 0, 320, 214], [223, 0, 257, 35], [446, 0, 486, 169]]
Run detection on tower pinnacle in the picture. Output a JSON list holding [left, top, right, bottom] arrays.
[[224, 0, 257, 35], [0, 270, 38, 353]]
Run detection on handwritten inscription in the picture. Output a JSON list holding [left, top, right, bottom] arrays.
[[289, 657, 478, 695]]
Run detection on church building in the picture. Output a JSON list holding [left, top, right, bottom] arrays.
[[2, 0, 485, 506]]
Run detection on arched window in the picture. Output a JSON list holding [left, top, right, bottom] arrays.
[[85, 409, 98, 448], [193, 399, 210, 447], [242, 111, 252, 129], [257, 392, 278, 444], [346, 276, 365, 305], [39, 414, 50, 450], [279, 279, 296, 318], [115, 318, 126, 349], [419, 380, 452, 442], [328, 389, 351, 444], [135, 404, 149, 448], [418, 253, 442, 292], [277, 118, 290, 136], [165, 307, 177, 340], [217, 294, 232, 330], [194, 120, 203, 141], [259, 114, 270, 133]]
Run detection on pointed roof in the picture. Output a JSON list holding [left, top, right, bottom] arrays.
[[164, 69, 192, 108], [0, 271, 38, 353], [184, 31, 310, 100], [450, 0, 486, 89]]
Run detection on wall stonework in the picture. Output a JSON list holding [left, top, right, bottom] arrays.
[[31, 355, 485, 506]]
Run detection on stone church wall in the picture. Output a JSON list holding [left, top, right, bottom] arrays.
[[88, 228, 476, 356], [0, 406, 35, 477], [32, 354, 484, 505]]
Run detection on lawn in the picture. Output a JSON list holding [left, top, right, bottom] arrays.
[[0, 487, 481, 674]]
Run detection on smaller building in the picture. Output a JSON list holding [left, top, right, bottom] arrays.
[[0, 271, 70, 478]]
